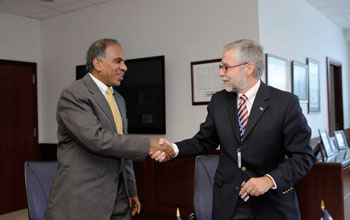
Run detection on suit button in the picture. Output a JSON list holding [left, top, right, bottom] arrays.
[[115, 178, 119, 184], [241, 166, 246, 171], [235, 186, 239, 191]]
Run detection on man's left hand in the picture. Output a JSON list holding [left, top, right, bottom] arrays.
[[129, 195, 141, 216], [240, 176, 274, 197]]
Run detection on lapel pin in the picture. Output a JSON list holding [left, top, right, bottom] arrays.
[[259, 107, 264, 111]]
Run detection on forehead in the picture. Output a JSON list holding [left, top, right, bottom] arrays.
[[105, 44, 125, 59], [221, 48, 237, 64]]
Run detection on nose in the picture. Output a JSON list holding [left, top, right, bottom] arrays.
[[218, 67, 225, 77], [121, 62, 127, 72]]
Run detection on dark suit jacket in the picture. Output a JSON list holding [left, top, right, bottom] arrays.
[[176, 81, 314, 220], [44, 74, 150, 220]]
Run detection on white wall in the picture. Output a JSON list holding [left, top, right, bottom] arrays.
[[0, 12, 43, 137], [258, 0, 349, 137], [40, 0, 259, 143]]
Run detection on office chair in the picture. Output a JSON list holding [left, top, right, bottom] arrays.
[[24, 161, 58, 220], [191, 155, 219, 220]]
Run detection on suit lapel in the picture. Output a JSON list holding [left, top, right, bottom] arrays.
[[83, 74, 117, 131], [225, 92, 241, 143], [243, 82, 270, 140]]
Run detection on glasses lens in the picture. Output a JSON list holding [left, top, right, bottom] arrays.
[[219, 64, 226, 72]]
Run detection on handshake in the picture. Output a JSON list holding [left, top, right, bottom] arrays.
[[149, 138, 175, 162]]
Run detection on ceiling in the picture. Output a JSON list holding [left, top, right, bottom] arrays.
[[0, 0, 350, 29], [0, 0, 116, 20], [305, 0, 350, 29]]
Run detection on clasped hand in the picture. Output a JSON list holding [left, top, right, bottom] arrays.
[[149, 138, 174, 162]]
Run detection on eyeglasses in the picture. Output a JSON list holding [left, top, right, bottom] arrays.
[[219, 62, 249, 73]]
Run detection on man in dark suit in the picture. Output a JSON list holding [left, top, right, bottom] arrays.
[[44, 39, 174, 220], [152, 39, 314, 220]]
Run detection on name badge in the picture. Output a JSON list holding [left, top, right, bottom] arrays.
[[237, 148, 241, 168]]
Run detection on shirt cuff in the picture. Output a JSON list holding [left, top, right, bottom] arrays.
[[265, 174, 277, 189], [172, 143, 179, 157]]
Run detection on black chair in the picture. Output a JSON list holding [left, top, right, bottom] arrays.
[[190, 155, 219, 220], [24, 161, 58, 220]]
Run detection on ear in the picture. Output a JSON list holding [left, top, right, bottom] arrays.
[[245, 62, 255, 76], [93, 58, 103, 72]]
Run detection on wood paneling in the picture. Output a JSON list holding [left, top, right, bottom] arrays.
[[133, 157, 195, 219], [296, 163, 346, 220]]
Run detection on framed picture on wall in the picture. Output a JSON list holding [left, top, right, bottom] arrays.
[[265, 54, 288, 91], [191, 58, 223, 105], [307, 58, 320, 113], [292, 61, 308, 102]]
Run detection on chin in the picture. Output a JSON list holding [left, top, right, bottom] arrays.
[[225, 87, 233, 92], [113, 81, 121, 87]]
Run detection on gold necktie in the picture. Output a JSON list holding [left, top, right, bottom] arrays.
[[106, 88, 122, 134]]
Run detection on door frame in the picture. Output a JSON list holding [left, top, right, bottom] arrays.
[[326, 57, 343, 134]]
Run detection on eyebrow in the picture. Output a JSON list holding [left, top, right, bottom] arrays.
[[115, 57, 124, 62]]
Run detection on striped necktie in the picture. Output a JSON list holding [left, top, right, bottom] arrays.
[[106, 88, 122, 134], [238, 94, 248, 140]]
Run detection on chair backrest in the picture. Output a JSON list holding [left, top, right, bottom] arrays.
[[24, 161, 58, 220], [194, 155, 219, 220]]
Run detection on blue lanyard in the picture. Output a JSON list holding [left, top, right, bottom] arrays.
[[238, 113, 245, 135]]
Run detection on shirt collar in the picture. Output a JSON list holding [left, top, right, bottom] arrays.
[[238, 80, 260, 103], [89, 73, 114, 96]]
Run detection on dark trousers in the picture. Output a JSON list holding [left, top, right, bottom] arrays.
[[231, 198, 256, 220]]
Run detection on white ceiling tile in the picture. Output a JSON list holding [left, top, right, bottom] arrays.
[[56, 0, 93, 13], [320, 7, 341, 17], [86, 0, 113, 4], [0, 0, 46, 16], [332, 4, 350, 14], [305, 0, 324, 9], [29, 8, 62, 19], [18, 0, 80, 8], [330, 14, 348, 23], [308, 0, 350, 8]]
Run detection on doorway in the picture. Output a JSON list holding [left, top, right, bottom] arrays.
[[0, 60, 38, 214], [326, 57, 343, 134]]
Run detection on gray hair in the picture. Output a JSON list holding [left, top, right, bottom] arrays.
[[86, 39, 121, 72], [223, 39, 264, 78]]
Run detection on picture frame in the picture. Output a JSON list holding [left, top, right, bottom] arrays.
[[318, 128, 337, 158], [292, 61, 308, 102], [307, 58, 320, 113], [191, 59, 223, 105], [265, 54, 288, 91], [334, 130, 349, 150], [329, 137, 338, 153]]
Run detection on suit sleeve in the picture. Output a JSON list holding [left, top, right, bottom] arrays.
[[176, 99, 220, 158], [56, 86, 150, 161], [268, 95, 314, 192]]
